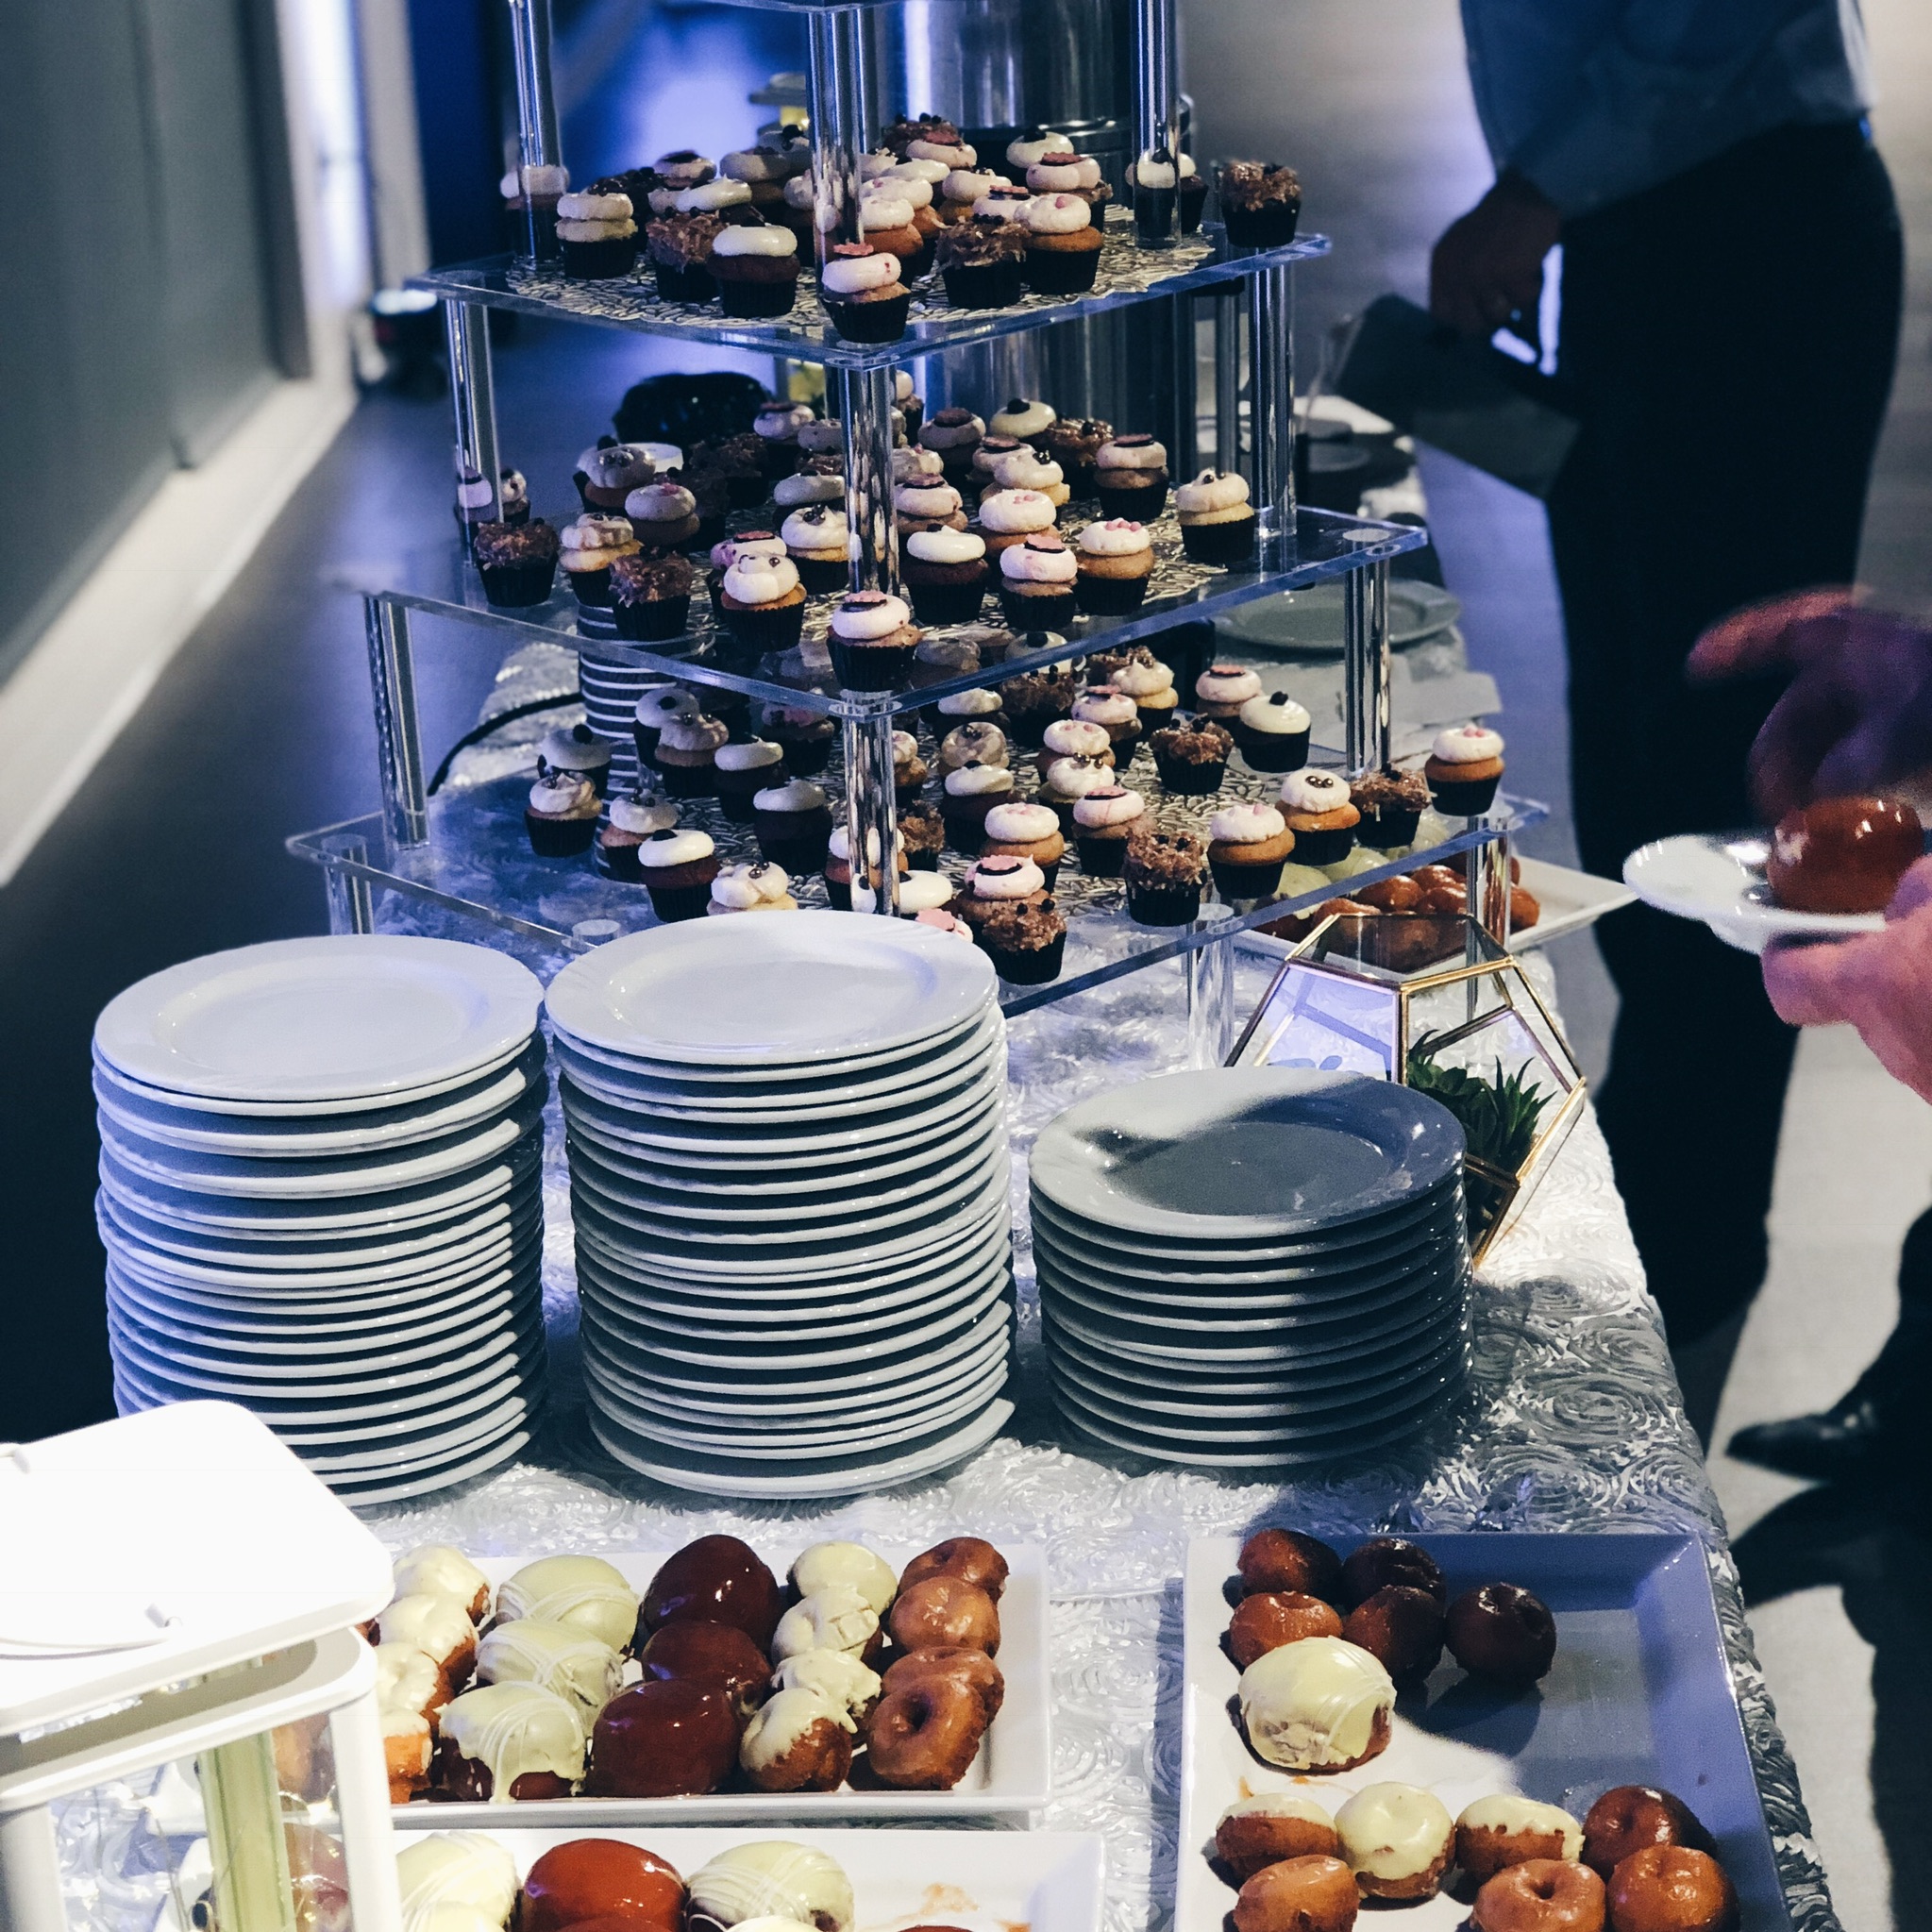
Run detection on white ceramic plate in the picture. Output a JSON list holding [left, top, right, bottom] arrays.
[[94, 936, 542, 1101], [1622, 831, 1889, 955], [545, 916, 995, 1066], [323, 1427, 530, 1503], [388, 1547, 1050, 1823], [552, 1007, 989, 1084]]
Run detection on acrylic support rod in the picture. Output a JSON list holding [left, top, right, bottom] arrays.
[[507, 0, 563, 262], [1467, 832, 1513, 948], [835, 363, 899, 596], [841, 712, 901, 916], [807, 7, 869, 254], [1134, 0, 1182, 244], [1341, 555, 1392, 778], [1215, 287, 1242, 475], [1247, 261, 1295, 538], [364, 596, 429, 850], [444, 300, 501, 531]]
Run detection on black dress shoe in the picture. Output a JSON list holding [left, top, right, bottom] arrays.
[[1728, 1395, 1891, 1481]]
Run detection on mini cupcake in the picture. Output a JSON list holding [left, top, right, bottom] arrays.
[[654, 712, 728, 798], [882, 113, 963, 159], [779, 171, 821, 250], [560, 513, 642, 618], [899, 800, 947, 871], [894, 371, 924, 443], [556, 185, 638, 278], [940, 760, 1016, 851], [1040, 753, 1117, 832], [676, 176, 753, 222], [781, 505, 850, 595], [714, 737, 787, 822], [989, 398, 1058, 444], [456, 463, 529, 534], [646, 210, 726, 302], [653, 150, 716, 194], [721, 145, 801, 212], [708, 531, 783, 616], [1028, 151, 1110, 210], [1130, 152, 1207, 234], [610, 552, 695, 642], [1124, 828, 1207, 925], [502, 160, 566, 256], [1218, 161, 1302, 248], [1126, 150, 1179, 241], [926, 685, 1007, 741], [829, 590, 920, 691], [1022, 193, 1104, 294], [981, 799, 1067, 887], [752, 778, 834, 871], [474, 519, 559, 607], [1039, 416, 1113, 496], [1149, 714, 1233, 795], [1036, 717, 1115, 781], [718, 551, 808, 655], [977, 896, 1067, 984], [882, 167, 946, 265], [1424, 725, 1505, 815], [1001, 666, 1078, 745], [931, 166, 1000, 226], [691, 434, 766, 509], [625, 481, 700, 551], [935, 216, 1028, 309], [753, 400, 815, 479], [1085, 642, 1156, 683], [969, 435, 1027, 496], [973, 183, 1035, 225], [1175, 468, 1258, 563], [1194, 663, 1263, 720], [1071, 684, 1142, 751], [919, 408, 987, 483], [524, 766, 601, 856], [1000, 534, 1078, 630], [1094, 434, 1169, 520], [903, 528, 990, 626], [990, 449, 1070, 517], [1233, 690, 1312, 771], [1279, 767, 1361, 864], [1005, 131, 1069, 174], [896, 478, 968, 536], [712, 218, 801, 317], [892, 729, 929, 805], [1114, 657, 1179, 731], [1071, 784, 1148, 876], [820, 244, 911, 342], [762, 702, 836, 777], [539, 722, 613, 793], [916, 908, 976, 942], [857, 190, 924, 270], [848, 871, 952, 921], [598, 790, 679, 881], [707, 861, 798, 915], [1351, 766, 1434, 848], [637, 827, 720, 922], [956, 854, 1049, 932], [678, 462, 728, 547], [974, 488, 1059, 556], [1075, 519, 1155, 613], [774, 462, 846, 515], [577, 443, 656, 512], [797, 418, 844, 462], [1207, 801, 1296, 901], [823, 823, 908, 910], [905, 126, 978, 170], [939, 719, 1009, 772], [633, 683, 697, 770]]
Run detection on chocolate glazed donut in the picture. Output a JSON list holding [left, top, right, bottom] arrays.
[[584, 1679, 741, 1797]]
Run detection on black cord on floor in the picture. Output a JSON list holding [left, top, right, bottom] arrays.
[[428, 695, 581, 796]]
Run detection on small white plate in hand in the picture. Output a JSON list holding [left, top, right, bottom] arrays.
[[1622, 832, 1885, 954]]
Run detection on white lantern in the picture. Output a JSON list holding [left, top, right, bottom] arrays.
[[0, 1402, 403, 1932]]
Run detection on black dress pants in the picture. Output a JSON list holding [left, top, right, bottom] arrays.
[[1548, 120, 1903, 1345]]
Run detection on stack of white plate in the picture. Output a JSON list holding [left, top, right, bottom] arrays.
[[1032, 1067, 1471, 1470], [578, 647, 677, 791], [546, 916, 1016, 1497], [94, 936, 550, 1505]]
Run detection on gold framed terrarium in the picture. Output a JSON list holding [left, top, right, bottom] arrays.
[[1229, 912, 1586, 1261]]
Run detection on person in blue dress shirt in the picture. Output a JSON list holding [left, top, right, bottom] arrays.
[[1430, 0, 1903, 1435]]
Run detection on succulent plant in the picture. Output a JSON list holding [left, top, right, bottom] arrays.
[[1405, 1034, 1553, 1170]]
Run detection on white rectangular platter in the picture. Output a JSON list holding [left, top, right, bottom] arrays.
[[390, 1544, 1050, 1826], [468, 1828, 1103, 1932]]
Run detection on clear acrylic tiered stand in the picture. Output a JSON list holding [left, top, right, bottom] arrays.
[[296, 0, 1535, 1023]]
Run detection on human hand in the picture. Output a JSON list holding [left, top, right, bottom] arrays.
[[1687, 588, 1932, 819], [1762, 860, 1932, 1101], [1428, 172, 1560, 347]]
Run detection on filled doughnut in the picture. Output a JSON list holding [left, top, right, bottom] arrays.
[[739, 1686, 855, 1791], [395, 1832, 519, 1927], [886, 1575, 1000, 1655], [432, 1683, 585, 1801], [641, 1536, 782, 1647], [880, 1645, 1005, 1722], [585, 1679, 741, 1798], [772, 1586, 882, 1663], [898, 1537, 1010, 1601], [520, 1839, 685, 1932], [771, 1647, 883, 1722], [475, 1618, 625, 1728], [864, 1675, 989, 1789]]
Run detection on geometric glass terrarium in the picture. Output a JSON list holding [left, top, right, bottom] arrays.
[[1230, 912, 1586, 1262]]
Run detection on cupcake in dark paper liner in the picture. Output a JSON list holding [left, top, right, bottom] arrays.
[[761, 701, 835, 777], [1039, 417, 1113, 496], [637, 827, 719, 922], [753, 399, 815, 479], [1218, 161, 1302, 248], [707, 861, 798, 915], [501, 160, 566, 256], [1093, 434, 1169, 522], [940, 761, 1016, 853], [1001, 665, 1077, 745], [718, 551, 808, 657], [1124, 827, 1208, 925], [823, 823, 909, 911], [524, 766, 601, 857], [903, 528, 990, 626], [708, 532, 785, 617], [988, 445, 1071, 516], [646, 210, 726, 303], [892, 730, 930, 807], [980, 799, 1067, 889], [473, 519, 558, 607], [781, 504, 850, 596], [722, 144, 805, 213], [781, 432, 845, 485], [829, 591, 921, 691], [955, 854, 1049, 933], [751, 778, 834, 872], [936, 216, 1027, 309], [1175, 154, 1209, 232], [1071, 784, 1148, 876], [851, 869, 959, 918], [1149, 714, 1233, 795], [1279, 767, 1361, 865], [1193, 663, 1263, 721], [560, 514, 641, 617], [577, 442, 656, 512], [534, 725, 610, 798], [688, 432, 767, 510], [1070, 684, 1142, 754], [1039, 753, 1118, 833], [918, 408, 988, 484], [654, 712, 729, 798], [925, 684, 1007, 742], [973, 487, 1058, 558], [714, 737, 787, 822], [1127, 150, 1179, 240], [598, 790, 679, 881], [1114, 657, 1179, 732], [625, 480, 701, 552], [899, 801, 946, 872], [896, 477, 969, 540], [1351, 765, 1434, 848], [455, 463, 529, 532], [1022, 193, 1104, 295], [1075, 519, 1155, 614], [1232, 689, 1311, 771], [557, 184, 638, 278], [610, 552, 695, 642], [1027, 151, 1110, 211], [999, 534, 1078, 631], [976, 896, 1067, 985], [632, 683, 698, 771], [821, 243, 911, 342], [1424, 724, 1505, 815], [1207, 801, 1296, 902], [1034, 721, 1112, 788], [711, 217, 801, 317], [1175, 468, 1257, 563]]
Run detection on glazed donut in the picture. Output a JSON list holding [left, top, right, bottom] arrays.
[[1456, 1796, 1585, 1882], [1236, 1529, 1345, 1605], [864, 1675, 989, 1789], [1606, 1847, 1737, 1932], [899, 1537, 1011, 1601], [880, 1645, 1005, 1722], [1472, 1860, 1607, 1932], [1581, 1789, 1714, 1878], [1338, 1537, 1445, 1610], [1214, 1793, 1341, 1881], [1445, 1583, 1558, 1684], [1232, 1855, 1358, 1932], [520, 1840, 684, 1932], [1228, 1590, 1343, 1667], [887, 1575, 1000, 1655], [1341, 1585, 1444, 1681]]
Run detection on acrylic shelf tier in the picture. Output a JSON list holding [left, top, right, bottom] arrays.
[[412, 221, 1330, 371]]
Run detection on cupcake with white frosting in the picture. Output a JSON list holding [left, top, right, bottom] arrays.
[[559, 513, 641, 618], [1113, 656, 1179, 731], [1022, 193, 1104, 294], [1034, 716, 1115, 780], [773, 463, 845, 514], [895, 477, 968, 536], [1175, 468, 1256, 563], [654, 712, 728, 799], [937, 168, 1007, 226], [1071, 683, 1142, 750], [823, 823, 908, 910], [990, 446, 1070, 512], [577, 442, 656, 512], [1194, 662, 1263, 720], [850, 870, 957, 917], [717, 550, 808, 655], [1207, 800, 1296, 902], [1423, 723, 1505, 815], [624, 480, 700, 551], [901, 528, 990, 626], [820, 243, 910, 343], [1005, 131, 1069, 174], [556, 182, 638, 279], [925, 684, 1007, 742], [857, 189, 924, 270], [1232, 689, 1312, 771], [781, 504, 850, 595], [1025, 150, 1110, 211], [939, 760, 1016, 851], [752, 777, 833, 872], [524, 764, 601, 857], [707, 861, 798, 915], [1074, 518, 1154, 613], [721, 145, 802, 211], [1278, 767, 1361, 864], [893, 370, 924, 443], [973, 488, 1058, 557], [989, 398, 1057, 443], [711, 217, 800, 317], [891, 728, 929, 804], [1094, 434, 1169, 520], [981, 798, 1067, 888], [637, 827, 720, 923], [998, 533, 1078, 630], [753, 400, 815, 479], [706, 531, 783, 617], [828, 590, 920, 691], [714, 737, 788, 823], [597, 789, 678, 881], [918, 408, 987, 482], [1070, 783, 1148, 876], [1039, 753, 1118, 833], [955, 854, 1049, 932]]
